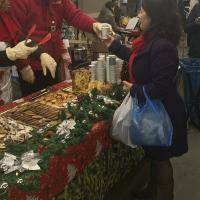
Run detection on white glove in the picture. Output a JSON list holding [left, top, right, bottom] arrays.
[[6, 39, 38, 61], [40, 53, 57, 78], [93, 22, 113, 38], [20, 65, 35, 84]]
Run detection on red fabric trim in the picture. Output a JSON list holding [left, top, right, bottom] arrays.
[[128, 35, 145, 84], [0, 81, 71, 113], [8, 121, 115, 200]]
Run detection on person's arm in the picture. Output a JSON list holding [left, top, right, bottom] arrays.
[[6, 0, 33, 71], [130, 40, 179, 102], [0, 51, 35, 84], [0, 39, 37, 68], [108, 39, 132, 62], [62, 0, 96, 33]]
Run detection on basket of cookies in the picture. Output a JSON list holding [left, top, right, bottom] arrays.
[[71, 68, 91, 93]]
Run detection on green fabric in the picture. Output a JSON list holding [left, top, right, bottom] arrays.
[[57, 143, 144, 200]]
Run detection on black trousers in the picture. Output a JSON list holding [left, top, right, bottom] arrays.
[[132, 157, 174, 200], [150, 159, 174, 200], [18, 70, 59, 97]]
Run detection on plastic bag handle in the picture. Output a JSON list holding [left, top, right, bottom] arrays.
[[142, 86, 158, 113]]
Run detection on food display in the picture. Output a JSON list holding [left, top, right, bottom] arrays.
[[0, 85, 77, 151], [0, 80, 113, 151], [88, 81, 112, 93], [72, 68, 91, 93], [2, 102, 60, 128], [36, 90, 77, 108], [0, 117, 32, 149]]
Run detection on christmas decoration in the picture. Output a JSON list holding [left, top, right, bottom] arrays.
[[0, 84, 144, 200]]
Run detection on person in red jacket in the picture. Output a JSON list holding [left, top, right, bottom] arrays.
[[0, 0, 60, 104], [0, 0, 38, 105], [0, 0, 39, 67], [7, 0, 110, 96]]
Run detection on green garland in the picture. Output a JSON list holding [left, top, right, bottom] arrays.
[[0, 84, 127, 195], [106, 84, 127, 102], [58, 143, 144, 200]]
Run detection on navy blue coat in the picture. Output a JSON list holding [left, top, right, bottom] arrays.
[[109, 38, 188, 160]]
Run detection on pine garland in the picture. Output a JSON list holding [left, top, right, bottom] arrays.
[[0, 84, 126, 194]]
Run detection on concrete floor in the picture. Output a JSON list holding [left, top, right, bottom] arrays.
[[172, 126, 200, 200]]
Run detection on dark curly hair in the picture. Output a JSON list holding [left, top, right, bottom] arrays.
[[142, 0, 181, 46]]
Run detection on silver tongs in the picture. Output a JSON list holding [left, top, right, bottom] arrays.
[[30, 88, 50, 100]]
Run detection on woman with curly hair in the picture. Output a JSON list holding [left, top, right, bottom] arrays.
[[104, 0, 188, 199]]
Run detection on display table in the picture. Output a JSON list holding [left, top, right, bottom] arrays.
[[0, 81, 144, 200]]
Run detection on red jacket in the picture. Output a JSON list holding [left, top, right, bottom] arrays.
[[0, 12, 21, 105], [7, 0, 96, 71], [0, 12, 20, 44]]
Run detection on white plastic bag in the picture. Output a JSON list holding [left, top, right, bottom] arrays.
[[111, 93, 136, 148], [0, 42, 12, 104]]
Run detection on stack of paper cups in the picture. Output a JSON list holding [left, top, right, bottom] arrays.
[[99, 53, 106, 60], [91, 61, 98, 80], [99, 55, 106, 69], [109, 55, 117, 84], [89, 64, 96, 81], [96, 58, 106, 82], [106, 56, 111, 83], [91, 61, 98, 66], [116, 58, 123, 84], [90, 55, 122, 84]]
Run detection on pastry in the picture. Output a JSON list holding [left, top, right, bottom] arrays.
[[88, 81, 112, 93], [0, 117, 32, 147], [72, 68, 91, 93], [37, 90, 76, 108], [0, 143, 6, 150]]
